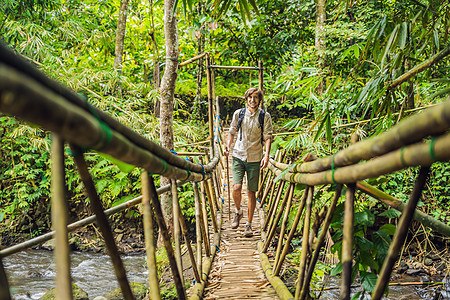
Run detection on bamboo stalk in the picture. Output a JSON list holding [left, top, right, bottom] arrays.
[[147, 176, 187, 300], [51, 135, 73, 300], [199, 178, 211, 256], [257, 168, 270, 201], [193, 182, 203, 273], [70, 145, 134, 300], [204, 179, 218, 232], [0, 257, 11, 300], [274, 187, 309, 276], [260, 174, 274, 207], [258, 61, 265, 108], [176, 200, 201, 284], [208, 65, 260, 70], [300, 184, 343, 300], [171, 179, 184, 288], [0, 62, 219, 177], [263, 180, 286, 232], [206, 55, 214, 158], [268, 130, 450, 186], [226, 156, 231, 221], [357, 181, 450, 237], [295, 186, 313, 300], [273, 185, 296, 267], [263, 183, 294, 252], [141, 172, 161, 300], [178, 52, 208, 67], [340, 183, 356, 300], [0, 180, 183, 258], [371, 166, 430, 300]]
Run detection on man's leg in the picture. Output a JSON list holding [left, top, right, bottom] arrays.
[[233, 183, 243, 212], [247, 190, 257, 224], [231, 157, 245, 229]]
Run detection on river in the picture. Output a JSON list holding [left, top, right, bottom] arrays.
[[3, 250, 148, 299]]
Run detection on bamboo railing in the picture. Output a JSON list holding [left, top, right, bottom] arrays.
[[0, 43, 227, 300], [256, 98, 450, 300]]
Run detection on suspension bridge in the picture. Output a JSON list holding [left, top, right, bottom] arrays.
[[1, 42, 450, 300]]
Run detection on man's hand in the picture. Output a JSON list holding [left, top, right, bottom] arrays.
[[224, 147, 230, 157], [260, 156, 269, 169]]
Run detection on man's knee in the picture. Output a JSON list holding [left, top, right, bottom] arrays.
[[233, 183, 242, 192]]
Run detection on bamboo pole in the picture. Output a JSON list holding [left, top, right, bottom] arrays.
[[257, 168, 270, 201], [258, 61, 265, 108], [208, 65, 260, 70], [193, 182, 203, 273], [273, 185, 296, 267], [268, 131, 450, 186], [274, 187, 309, 276], [300, 184, 343, 300], [206, 55, 214, 158], [204, 179, 218, 232], [199, 178, 211, 256], [263, 183, 294, 252], [272, 99, 450, 175], [175, 200, 201, 284], [294, 186, 313, 300], [51, 135, 73, 300], [0, 257, 11, 300], [0, 45, 221, 175], [340, 183, 356, 300], [357, 181, 450, 237], [371, 166, 430, 300], [171, 179, 184, 287], [141, 172, 161, 300], [147, 176, 187, 300], [0, 180, 185, 258], [263, 180, 286, 232], [226, 156, 231, 220], [178, 52, 208, 67], [70, 145, 134, 300]]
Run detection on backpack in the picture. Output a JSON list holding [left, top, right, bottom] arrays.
[[236, 108, 266, 144]]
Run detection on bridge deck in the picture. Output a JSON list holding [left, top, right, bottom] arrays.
[[204, 174, 279, 299]]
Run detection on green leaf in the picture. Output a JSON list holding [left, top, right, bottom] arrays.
[[379, 208, 401, 219], [355, 236, 374, 251], [97, 152, 135, 173], [381, 24, 399, 67], [112, 194, 136, 207], [360, 271, 378, 293], [433, 28, 440, 49], [379, 223, 397, 235], [360, 251, 379, 273], [330, 262, 342, 276], [398, 22, 407, 49]]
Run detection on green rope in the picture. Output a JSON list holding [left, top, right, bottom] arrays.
[[430, 137, 438, 161], [400, 147, 407, 167], [85, 100, 113, 150], [160, 159, 169, 175], [185, 170, 192, 181], [331, 153, 337, 184]]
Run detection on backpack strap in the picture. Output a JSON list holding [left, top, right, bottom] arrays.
[[236, 108, 246, 141], [259, 109, 266, 144]]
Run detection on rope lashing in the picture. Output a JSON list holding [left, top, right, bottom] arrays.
[[197, 163, 205, 181], [170, 150, 178, 155], [331, 153, 337, 184], [430, 137, 438, 161], [166, 57, 178, 62], [85, 99, 113, 151], [160, 158, 169, 175], [400, 147, 407, 167]]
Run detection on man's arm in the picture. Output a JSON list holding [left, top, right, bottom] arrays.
[[224, 131, 235, 157], [260, 137, 272, 169]]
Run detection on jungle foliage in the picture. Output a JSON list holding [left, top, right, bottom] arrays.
[[1, 0, 450, 297]]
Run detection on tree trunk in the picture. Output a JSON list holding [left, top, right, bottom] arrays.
[[150, 0, 161, 117], [159, 0, 179, 236], [114, 0, 129, 71], [315, 0, 326, 94], [194, 3, 205, 118]]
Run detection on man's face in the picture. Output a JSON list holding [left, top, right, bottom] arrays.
[[247, 91, 260, 109]]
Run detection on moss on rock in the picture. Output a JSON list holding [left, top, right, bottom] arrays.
[[106, 282, 148, 300], [40, 283, 89, 300]]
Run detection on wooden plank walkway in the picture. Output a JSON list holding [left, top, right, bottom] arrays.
[[204, 176, 279, 299]]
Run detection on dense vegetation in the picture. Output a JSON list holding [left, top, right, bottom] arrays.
[[1, 0, 450, 298]]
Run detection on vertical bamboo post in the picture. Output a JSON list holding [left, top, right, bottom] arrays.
[[51, 135, 73, 300], [204, 179, 218, 232], [258, 61, 264, 108], [206, 54, 214, 158], [199, 178, 211, 256], [274, 187, 309, 276], [259, 173, 274, 207], [371, 167, 430, 300], [0, 257, 11, 300], [141, 171, 161, 300], [263, 183, 294, 252], [171, 179, 184, 287], [193, 182, 203, 272], [175, 200, 201, 284], [70, 145, 134, 300], [148, 176, 187, 300], [300, 184, 343, 300], [295, 187, 314, 299], [273, 185, 296, 265], [340, 183, 356, 300], [257, 168, 270, 201], [263, 180, 286, 232], [226, 156, 231, 221]]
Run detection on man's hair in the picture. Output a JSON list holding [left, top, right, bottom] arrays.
[[244, 88, 264, 107]]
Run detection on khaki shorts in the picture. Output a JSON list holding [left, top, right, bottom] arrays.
[[232, 157, 261, 192]]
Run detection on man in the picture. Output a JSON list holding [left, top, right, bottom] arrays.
[[224, 88, 273, 237]]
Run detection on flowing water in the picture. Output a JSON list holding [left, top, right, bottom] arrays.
[[3, 250, 148, 299]]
